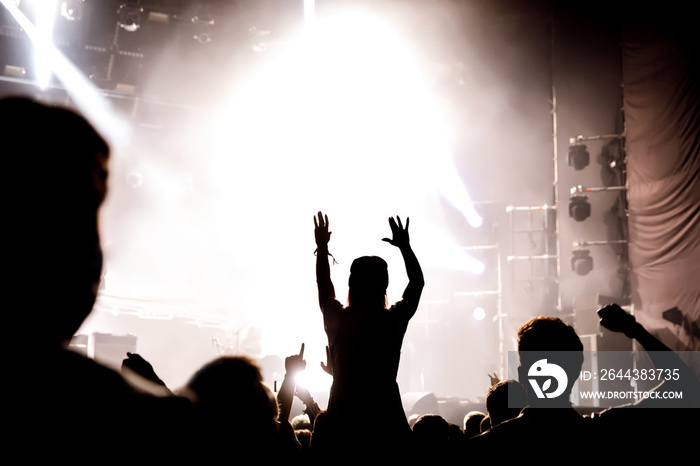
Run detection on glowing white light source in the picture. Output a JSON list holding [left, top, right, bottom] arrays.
[[209, 9, 489, 337], [468, 212, 484, 228], [446, 247, 486, 275], [118, 3, 142, 32], [473, 306, 486, 321], [303, 0, 315, 26], [294, 367, 331, 394], [31, 0, 57, 90], [434, 166, 484, 228], [1, 0, 131, 147], [60, 0, 83, 21]]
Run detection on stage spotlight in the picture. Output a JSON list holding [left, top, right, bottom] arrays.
[[571, 249, 592, 276], [472, 306, 486, 321], [249, 25, 271, 52], [60, 0, 83, 21], [192, 15, 214, 44], [568, 144, 589, 170], [4, 64, 26, 77], [194, 29, 211, 44], [569, 196, 590, 221], [662, 307, 682, 326], [569, 186, 590, 221], [117, 3, 142, 32]]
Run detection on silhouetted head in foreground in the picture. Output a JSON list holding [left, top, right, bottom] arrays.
[[516, 317, 584, 407], [412, 414, 451, 458], [486, 379, 527, 427], [463, 411, 486, 438], [183, 355, 279, 450], [347, 255, 389, 309], [3, 96, 109, 350]]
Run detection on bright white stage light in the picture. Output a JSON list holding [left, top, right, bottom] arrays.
[[215, 8, 480, 220], [209, 9, 488, 342], [473, 306, 486, 321], [437, 168, 484, 228], [118, 3, 142, 32], [72, 6, 485, 356], [30, 0, 57, 90], [60, 0, 83, 21], [443, 244, 486, 274], [1, 0, 131, 148], [303, 0, 315, 26], [294, 366, 332, 394]]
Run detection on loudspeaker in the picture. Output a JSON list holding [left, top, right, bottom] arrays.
[[573, 294, 617, 335], [90, 333, 137, 371], [575, 333, 634, 408], [402, 392, 438, 418], [573, 294, 632, 350]]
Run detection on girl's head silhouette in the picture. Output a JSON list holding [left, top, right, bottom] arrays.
[[347, 255, 389, 309]]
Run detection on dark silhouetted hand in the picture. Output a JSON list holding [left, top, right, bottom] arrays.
[[320, 345, 333, 376], [598, 304, 639, 338], [122, 352, 166, 387], [382, 216, 410, 249], [285, 343, 307, 376], [314, 211, 331, 250]]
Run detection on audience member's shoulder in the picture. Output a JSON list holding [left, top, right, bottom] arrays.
[[322, 298, 343, 314], [591, 403, 694, 434], [587, 405, 691, 463], [466, 416, 527, 461], [55, 349, 133, 394], [467, 414, 522, 447]]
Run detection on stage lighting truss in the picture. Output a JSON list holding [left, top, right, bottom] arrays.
[[505, 204, 559, 313], [570, 240, 628, 276], [569, 184, 626, 222], [568, 133, 623, 170], [117, 2, 143, 32], [453, 244, 503, 321]]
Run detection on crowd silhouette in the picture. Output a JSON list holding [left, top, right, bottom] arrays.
[[5, 95, 698, 465]]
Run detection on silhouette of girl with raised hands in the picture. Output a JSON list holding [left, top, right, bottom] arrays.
[[313, 211, 424, 460]]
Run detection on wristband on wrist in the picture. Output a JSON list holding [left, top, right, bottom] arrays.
[[314, 247, 337, 264]]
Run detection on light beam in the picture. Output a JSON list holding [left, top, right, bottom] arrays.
[[1, 0, 131, 148]]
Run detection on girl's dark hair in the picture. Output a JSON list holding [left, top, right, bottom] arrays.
[[347, 256, 389, 309]]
